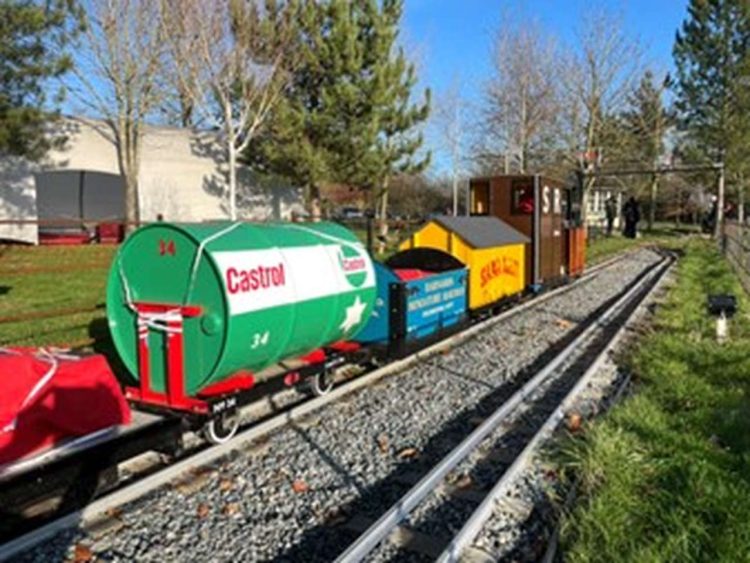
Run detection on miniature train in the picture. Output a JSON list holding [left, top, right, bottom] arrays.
[[1, 175, 586, 466]]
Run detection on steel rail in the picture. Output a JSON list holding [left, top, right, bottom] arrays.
[[438, 256, 674, 563], [335, 254, 670, 563], [0, 249, 635, 562]]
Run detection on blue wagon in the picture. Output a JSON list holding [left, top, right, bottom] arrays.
[[356, 248, 468, 358]]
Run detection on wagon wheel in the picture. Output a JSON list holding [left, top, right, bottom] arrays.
[[307, 368, 334, 397], [203, 412, 239, 445]]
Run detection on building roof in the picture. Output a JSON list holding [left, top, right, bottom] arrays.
[[432, 215, 529, 248]]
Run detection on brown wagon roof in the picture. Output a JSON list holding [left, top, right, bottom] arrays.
[[432, 215, 530, 248]]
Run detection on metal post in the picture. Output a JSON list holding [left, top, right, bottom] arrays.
[[452, 175, 459, 216], [715, 162, 725, 240]]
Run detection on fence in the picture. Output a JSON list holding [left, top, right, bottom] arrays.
[[722, 220, 750, 294]]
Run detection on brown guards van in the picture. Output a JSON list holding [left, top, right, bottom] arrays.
[[469, 175, 585, 289]]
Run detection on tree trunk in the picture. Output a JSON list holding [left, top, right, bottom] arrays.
[[228, 143, 237, 221], [648, 173, 658, 231], [310, 187, 321, 222], [301, 184, 321, 221], [124, 172, 139, 234], [115, 122, 141, 234], [377, 177, 390, 255]]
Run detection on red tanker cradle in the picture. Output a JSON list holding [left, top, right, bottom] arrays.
[[0, 348, 130, 465]]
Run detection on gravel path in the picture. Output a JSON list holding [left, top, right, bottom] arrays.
[[15, 249, 663, 563]]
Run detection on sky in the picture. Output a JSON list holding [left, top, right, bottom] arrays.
[[405, 0, 691, 175]]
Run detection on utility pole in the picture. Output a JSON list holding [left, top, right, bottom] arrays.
[[715, 161, 726, 240], [452, 176, 459, 216], [452, 103, 460, 217]]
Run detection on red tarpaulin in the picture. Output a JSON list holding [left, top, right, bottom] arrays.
[[0, 348, 131, 465], [394, 268, 434, 281]]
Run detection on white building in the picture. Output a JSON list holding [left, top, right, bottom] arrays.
[[586, 187, 623, 231], [0, 117, 305, 244]]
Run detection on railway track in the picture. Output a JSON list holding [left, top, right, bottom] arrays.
[[0, 248, 665, 562], [336, 252, 673, 562]]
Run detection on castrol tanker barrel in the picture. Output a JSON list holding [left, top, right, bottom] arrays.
[[106, 221, 376, 395]]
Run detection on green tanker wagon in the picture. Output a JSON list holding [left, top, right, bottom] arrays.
[[106, 221, 377, 410]]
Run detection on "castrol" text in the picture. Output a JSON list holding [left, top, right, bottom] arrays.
[[226, 264, 285, 294], [342, 257, 366, 272]]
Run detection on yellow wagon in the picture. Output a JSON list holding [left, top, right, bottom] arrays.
[[400, 216, 529, 311]]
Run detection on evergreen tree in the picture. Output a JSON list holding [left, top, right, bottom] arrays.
[[0, 0, 81, 159], [623, 71, 670, 229], [247, 0, 430, 230], [673, 0, 750, 163]]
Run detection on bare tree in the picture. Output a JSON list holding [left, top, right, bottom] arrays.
[[162, 0, 295, 220], [477, 18, 560, 175], [559, 9, 643, 199], [68, 0, 167, 229], [433, 77, 469, 215]]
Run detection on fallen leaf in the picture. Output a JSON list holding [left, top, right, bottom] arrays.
[[566, 413, 582, 432], [222, 503, 240, 516], [73, 543, 93, 563], [376, 433, 389, 454], [556, 318, 573, 329], [292, 479, 309, 493], [105, 507, 122, 519], [219, 478, 234, 492], [196, 503, 210, 518], [397, 447, 419, 459]]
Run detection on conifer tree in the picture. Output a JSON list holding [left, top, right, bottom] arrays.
[[623, 70, 670, 230], [673, 0, 750, 163], [247, 0, 430, 233], [0, 0, 81, 159]]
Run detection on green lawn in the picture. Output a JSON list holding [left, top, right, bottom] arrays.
[[558, 239, 750, 561], [0, 245, 116, 347], [587, 223, 698, 265]]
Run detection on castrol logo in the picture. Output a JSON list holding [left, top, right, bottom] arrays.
[[338, 246, 368, 288], [226, 263, 286, 294], [212, 245, 373, 317]]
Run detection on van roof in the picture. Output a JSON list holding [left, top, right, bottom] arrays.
[[432, 215, 530, 248]]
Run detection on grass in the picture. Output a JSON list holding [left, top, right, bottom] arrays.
[[0, 245, 116, 347], [557, 239, 750, 562], [587, 223, 699, 265]]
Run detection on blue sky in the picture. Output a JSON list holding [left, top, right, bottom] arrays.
[[405, 0, 691, 175]]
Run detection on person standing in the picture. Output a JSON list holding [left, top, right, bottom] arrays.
[[622, 196, 641, 239], [604, 195, 617, 236]]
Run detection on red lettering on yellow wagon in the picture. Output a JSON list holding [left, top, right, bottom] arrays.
[[480, 257, 520, 288], [226, 264, 286, 294]]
